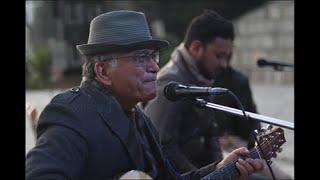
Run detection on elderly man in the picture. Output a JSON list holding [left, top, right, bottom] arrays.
[[26, 10, 263, 179]]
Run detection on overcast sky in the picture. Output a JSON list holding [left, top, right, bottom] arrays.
[[26, 1, 34, 24]]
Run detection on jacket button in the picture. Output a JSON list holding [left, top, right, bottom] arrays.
[[70, 87, 80, 93]]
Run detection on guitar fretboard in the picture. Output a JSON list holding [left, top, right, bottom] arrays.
[[201, 148, 260, 180]]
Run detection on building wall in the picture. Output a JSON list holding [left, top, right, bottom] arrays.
[[232, 1, 294, 85], [49, 1, 112, 81]]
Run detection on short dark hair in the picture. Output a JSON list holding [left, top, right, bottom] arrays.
[[184, 9, 234, 48]]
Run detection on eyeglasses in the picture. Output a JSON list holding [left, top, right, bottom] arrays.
[[113, 50, 159, 67]]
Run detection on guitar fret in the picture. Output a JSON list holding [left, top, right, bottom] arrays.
[[218, 168, 225, 180], [224, 165, 231, 179], [221, 166, 228, 179]]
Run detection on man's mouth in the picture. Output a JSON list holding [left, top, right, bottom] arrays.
[[144, 77, 157, 82]]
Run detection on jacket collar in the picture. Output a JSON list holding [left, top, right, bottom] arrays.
[[80, 81, 142, 168]]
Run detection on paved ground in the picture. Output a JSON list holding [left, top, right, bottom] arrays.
[[26, 83, 294, 178]]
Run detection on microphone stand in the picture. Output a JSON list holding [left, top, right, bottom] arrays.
[[272, 65, 294, 72], [194, 98, 294, 130]]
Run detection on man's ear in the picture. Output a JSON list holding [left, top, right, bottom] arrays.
[[189, 40, 204, 59], [94, 61, 112, 86]]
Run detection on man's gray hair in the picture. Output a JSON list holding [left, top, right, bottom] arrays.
[[81, 54, 117, 82]]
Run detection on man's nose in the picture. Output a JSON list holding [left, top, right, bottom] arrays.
[[146, 60, 160, 73]]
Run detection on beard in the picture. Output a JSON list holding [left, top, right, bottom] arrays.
[[214, 66, 231, 79], [196, 60, 217, 80]]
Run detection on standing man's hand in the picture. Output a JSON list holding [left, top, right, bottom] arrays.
[[216, 147, 264, 179]]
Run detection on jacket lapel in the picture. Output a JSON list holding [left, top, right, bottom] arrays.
[[81, 82, 142, 168], [98, 105, 142, 168], [139, 113, 181, 180], [137, 111, 169, 170]]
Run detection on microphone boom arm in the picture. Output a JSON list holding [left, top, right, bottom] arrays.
[[195, 98, 294, 130]]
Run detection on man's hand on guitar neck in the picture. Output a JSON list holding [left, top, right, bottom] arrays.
[[216, 147, 264, 180]]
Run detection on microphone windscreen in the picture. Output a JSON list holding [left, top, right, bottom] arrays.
[[163, 81, 180, 101]]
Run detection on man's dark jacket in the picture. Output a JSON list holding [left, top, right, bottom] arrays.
[[144, 46, 260, 174], [26, 82, 219, 180], [213, 66, 261, 148]]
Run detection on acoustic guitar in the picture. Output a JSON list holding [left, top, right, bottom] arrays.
[[120, 126, 286, 180]]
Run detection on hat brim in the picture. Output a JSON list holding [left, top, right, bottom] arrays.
[[77, 39, 169, 56]]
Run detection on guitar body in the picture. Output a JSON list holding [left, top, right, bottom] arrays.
[[119, 170, 152, 179]]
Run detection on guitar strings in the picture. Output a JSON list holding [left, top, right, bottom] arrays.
[[219, 132, 283, 171]]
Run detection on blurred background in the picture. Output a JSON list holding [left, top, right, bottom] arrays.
[[26, 0, 294, 178]]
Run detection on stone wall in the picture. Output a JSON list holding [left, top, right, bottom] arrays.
[[232, 1, 294, 85]]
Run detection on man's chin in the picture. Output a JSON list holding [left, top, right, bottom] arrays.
[[141, 91, 156, 102]]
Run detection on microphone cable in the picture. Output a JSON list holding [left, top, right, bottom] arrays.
[[226, 90, 276, 180]]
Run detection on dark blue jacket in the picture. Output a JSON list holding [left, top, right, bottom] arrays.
[[26, 82, 218, 180]]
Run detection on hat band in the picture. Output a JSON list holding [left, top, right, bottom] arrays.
[[88, 27, 153, 44]]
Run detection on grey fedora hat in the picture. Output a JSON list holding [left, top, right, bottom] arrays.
[[77, 10, 169, 56]]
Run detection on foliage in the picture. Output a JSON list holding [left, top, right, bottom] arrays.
[[158, 33, 180, 68], [26, 46, 52, 89]]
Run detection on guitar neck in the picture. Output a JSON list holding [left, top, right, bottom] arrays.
[[201, 148, 260, 180]]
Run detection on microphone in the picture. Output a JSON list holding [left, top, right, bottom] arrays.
[[163, 81, 229, 101], [257, 58, 294, 71]]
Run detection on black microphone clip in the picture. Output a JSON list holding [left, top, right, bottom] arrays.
[[163, 81, 228, 101]]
